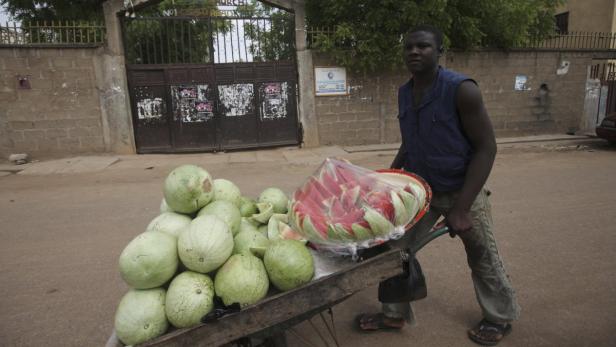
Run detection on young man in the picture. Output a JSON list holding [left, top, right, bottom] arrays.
[[357, 25, 520, 346]]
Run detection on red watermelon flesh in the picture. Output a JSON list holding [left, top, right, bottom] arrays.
[[331, 163, 359, 185], [328, 199, 346, 218], [365, 191, 395, 222], [309, 214, 329, 238], [340, 186, 361, 209], [308, 177, 333, 201], [290, 159, 411, 244], [320, 168, 343, 196]]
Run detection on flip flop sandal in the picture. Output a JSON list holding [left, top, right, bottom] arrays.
[[354, 313, 405, 332], [468, 319, 512, 346]]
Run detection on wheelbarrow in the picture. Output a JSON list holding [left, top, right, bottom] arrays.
[[106, 169, 449, 347]]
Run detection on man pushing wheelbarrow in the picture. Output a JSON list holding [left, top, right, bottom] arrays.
[[355, 25, 520, 346]]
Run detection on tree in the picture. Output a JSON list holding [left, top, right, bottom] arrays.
[[236, 1, 295, 61], [122, 0, 232, 64], [305, 0, 564, 72], [0, 0, 105, 22]]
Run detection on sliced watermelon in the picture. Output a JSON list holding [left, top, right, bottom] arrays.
[[279, 221, 306, 242], [364, 191, 395, 222], [351, 223, 373, 241], [303, 215, 327, 240], [398, 190, 420, 221], [332, 163, 359, 185], [311, 214, 330, 238], [328, 198, 346, 219], [363, 206, 395, 237], [309, 177, 334, 201], [391, 191, 411, 226], [340, 185, 361, 210], [326, 224, 341, 241], [331, 207, 365, 226], [319, 169, 343, 196], [332, 223, 355, 241], [293, 183, 308, 202]]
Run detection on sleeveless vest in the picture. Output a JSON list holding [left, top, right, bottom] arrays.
[[398, 67, 474, 192]]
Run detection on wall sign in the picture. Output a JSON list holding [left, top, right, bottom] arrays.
[[315, 67, 347, 96]]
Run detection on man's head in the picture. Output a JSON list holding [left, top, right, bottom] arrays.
[[403, 25, 443, 74]]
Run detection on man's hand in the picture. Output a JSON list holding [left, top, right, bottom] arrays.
[[445, 206, 473, 237]]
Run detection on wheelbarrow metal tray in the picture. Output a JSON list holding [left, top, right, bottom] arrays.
[[122, 248, 404, 347]]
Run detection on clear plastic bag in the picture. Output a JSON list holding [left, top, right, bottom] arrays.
[[288, 158, 431, 257]]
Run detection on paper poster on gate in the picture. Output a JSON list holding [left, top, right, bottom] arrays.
[[135, 86, 165, 123], [260, 82, 288, 120], [218, 84, 254, 117], [171, 85, 214, 123]]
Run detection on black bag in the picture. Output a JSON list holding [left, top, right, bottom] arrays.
[[378, 254, 427, 303]]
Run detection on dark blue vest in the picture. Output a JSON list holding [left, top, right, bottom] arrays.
[[398, 67, 474, 192]]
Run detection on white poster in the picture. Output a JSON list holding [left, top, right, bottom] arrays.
[[260, 82, 288, 120], [514, 75, 530, 91], [315, 67, 348, 96], [218, 84, 254, 117]]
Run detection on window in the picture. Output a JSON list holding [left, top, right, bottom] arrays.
[[555, 12, 569, 34]]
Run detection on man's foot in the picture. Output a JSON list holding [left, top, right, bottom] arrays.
[[468, 319, 512, 346], [355, 313, 405, 332]]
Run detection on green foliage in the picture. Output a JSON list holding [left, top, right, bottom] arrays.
[[0, 0, 105, 22], [122, 0, 295, 64], [237, 1, 295, 61], [123, 1, 233, 64], [136, 0, 220, 17], [306, 0, 564, 72]]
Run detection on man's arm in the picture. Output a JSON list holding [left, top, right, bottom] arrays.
[[390, 142, 407, 169], [447, 80, 497, 233]]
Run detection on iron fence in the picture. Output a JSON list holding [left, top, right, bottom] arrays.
[[307, 28, 616, 51], [521, 31, 616, 50], [0, 20, 106, 46]]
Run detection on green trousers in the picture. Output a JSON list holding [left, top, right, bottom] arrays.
[[382, 187, 521, 324]]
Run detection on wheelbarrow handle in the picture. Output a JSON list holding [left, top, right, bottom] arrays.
[[409, 225, 449, 254]]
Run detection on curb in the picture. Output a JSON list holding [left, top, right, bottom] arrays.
[[0, 135, 606, 176]]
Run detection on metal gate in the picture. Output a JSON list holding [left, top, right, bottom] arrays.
[[122, 5, 299, 153], [590, 62, 616, 123]]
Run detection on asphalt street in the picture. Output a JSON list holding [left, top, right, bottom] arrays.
[[0, 138, 614, 347]]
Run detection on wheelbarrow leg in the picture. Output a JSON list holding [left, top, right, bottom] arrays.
[[262, 331, 288, 347]]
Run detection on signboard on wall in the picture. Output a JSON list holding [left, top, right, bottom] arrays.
[[315, 67, 347, 96]]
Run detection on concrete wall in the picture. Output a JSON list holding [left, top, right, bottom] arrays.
[[314, 50, 594, 146], [0, 47, 106, 158], [0, 46, 600, 157]]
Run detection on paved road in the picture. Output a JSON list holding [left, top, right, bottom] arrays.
[[0, 140, 614, 347]]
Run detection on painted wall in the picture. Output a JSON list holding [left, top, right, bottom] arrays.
[[0, 47, 105, 158], [314, 50, 594, 146], [557, 0, 616, 32]]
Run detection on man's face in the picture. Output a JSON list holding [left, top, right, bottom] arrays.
[[403, 31, 441, 74]]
